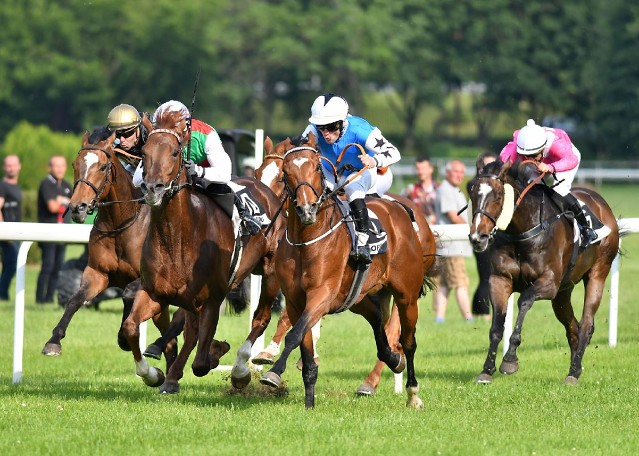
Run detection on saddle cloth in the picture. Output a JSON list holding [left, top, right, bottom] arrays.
[[335, 199, 388, 257]]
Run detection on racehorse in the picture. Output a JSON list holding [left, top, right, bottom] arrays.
[[119, 108, 285, 392], [254, 139, 437, 395], [40, 125, 177, 371], [259, 134, 433, 408], [468, 159, 620, 384]]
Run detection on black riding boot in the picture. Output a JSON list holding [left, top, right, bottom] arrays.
[[234, 193, 262, 235], [563, 193, 598, 247], [203, 182, 261, 236], [349, 199, 372, 264]]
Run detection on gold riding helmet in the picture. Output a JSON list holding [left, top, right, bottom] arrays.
[[107, 104, 141, 132]]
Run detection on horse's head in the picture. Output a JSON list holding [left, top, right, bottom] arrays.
[[280, 133, 327, 225], [141, 105, 189, 206], [468, 159, 515, 252], [256, 136, 285, 194], [70, 128, 117, 223]]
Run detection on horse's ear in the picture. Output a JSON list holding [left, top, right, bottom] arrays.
[[141, 112, 153, 131], [264, 136, 273, 154], [499, 159, 512, 179], [307, 132, 318, 148], [82, 130, 90, 145]]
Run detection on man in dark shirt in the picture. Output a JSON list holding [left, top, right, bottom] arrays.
[[36, 155, 72, 304], [0, 155, 23, 300]]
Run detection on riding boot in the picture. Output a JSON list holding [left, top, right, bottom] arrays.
[[563, 193, 609, 247], [349, 199, 372, 264], [234, 193, 262, 236], [203, 182, 261, 236]]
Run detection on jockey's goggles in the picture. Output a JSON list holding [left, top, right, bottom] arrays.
[[317, 121, 341, 133], [113, 126, 137, 139]]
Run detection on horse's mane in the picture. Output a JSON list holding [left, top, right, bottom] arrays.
[[479, 159, 503, 177], [88, 126, 112, 144], [290, 135, 309, 147]]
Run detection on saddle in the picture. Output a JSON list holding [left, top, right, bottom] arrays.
[[335, 198, 388, 258]]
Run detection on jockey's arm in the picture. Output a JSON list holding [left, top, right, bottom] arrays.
[[363, 128, 400, 168], [199, 130, 232, 184], [132, 162, 143, 188]]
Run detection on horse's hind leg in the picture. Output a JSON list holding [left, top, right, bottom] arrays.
[[253, 306, 292, 365], [42, 268, 109, 356], [231, 274, 280, 389], [144, 307, 185, 363], [394, 295, 423, 410], [117, 279, 140, 351], [550, 287, 580, 383]]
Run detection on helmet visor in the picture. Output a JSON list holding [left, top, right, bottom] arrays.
[[112, 126, 137, 139], [316, 121, 341, 133]]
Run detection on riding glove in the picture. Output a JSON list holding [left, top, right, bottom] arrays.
[[185, 159, 204, 178]]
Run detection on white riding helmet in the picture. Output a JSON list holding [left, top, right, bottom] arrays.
[[308, 93, 349, 125], [516, 119, 548, 155]]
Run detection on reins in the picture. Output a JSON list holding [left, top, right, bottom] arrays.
[[147, 128, 190, 198]]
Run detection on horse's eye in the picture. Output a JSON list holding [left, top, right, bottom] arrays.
[[172, 149, 180, 157], [100, 163, 108, 171]]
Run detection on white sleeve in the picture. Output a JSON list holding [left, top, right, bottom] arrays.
[[132, 162, 144, 188], [201, 130, 232, 183], [364, 127, 400, 168]]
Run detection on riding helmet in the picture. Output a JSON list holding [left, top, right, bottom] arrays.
[[516, 119, 548, 156], [308, 93, 349, 125], [107, 104, 141, 131]]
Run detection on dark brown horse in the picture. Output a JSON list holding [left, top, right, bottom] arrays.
[[253, 139, 437, 396], [259, 135, 434, 408], [41, 125, 176, 371], [468, 159, 619, 384], [120, 109, 285, 392]]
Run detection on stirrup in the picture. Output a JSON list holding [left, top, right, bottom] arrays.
[[350, 245, 372, 264]]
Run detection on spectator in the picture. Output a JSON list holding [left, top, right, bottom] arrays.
[[36, 155, 72, 304], [401, 156, 439, 225], [466, 152, 498, 321], [433, 159, 473, 323], [0, 155, 23, 301]]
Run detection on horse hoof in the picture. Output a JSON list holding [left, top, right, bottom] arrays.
[[159, 381, 180, 394], [499, 360, 519, 375], [355, 382, 376, 396], [476, 373, 493, 384], [260, 371, 282, 389], [231, 372, 252, 390], [406, 396, 424, 410], [252, 352, 275, 365], [142, 369, 165, 388], [391, 355, 406, 374], [42, 343, 61, 356], [143, 344, 163, 360], [564, 376, 579, 385]]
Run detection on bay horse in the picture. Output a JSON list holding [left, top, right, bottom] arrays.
[[120, 109, 285, 392], [40, 125, 177, 371], [254, 139, 437, 396], [259, 134, 433, 409], [468, 159, 620, 384]]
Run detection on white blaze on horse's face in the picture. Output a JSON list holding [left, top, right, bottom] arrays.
[[83, 152, 100, 179], [473, 182, 495, 230], [259, 161, 281, 189]]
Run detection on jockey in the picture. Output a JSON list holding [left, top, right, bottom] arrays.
[[133, 100, 261, 236], [500, 119, 611, 247], [302, 93, 401, 263], [106, 104, 150, 173]]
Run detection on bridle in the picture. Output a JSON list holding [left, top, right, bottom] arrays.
[[281, 146, 331, 213], [146, 127, 190, 198], [73, 145, 116, 215]]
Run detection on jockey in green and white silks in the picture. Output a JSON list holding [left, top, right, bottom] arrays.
[[302, 93, 401, 263], [133, 100, 261, 235]]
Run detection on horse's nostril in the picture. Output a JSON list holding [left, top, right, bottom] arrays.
[[153, 183, 165, 193]]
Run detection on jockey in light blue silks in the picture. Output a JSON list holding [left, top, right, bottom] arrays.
[[302, 93, 401, 264]]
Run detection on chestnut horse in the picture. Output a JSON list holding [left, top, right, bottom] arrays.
[[254, 141, 437, 395], [120, 109, 285, 392], [468, 159, 619, 384], [259, 135, 433, 409], [40, 126, 177, 372]]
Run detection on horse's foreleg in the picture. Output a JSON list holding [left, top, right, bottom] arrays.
[[122, 288, 165, 387], [191, 299, 222, 377], [144, 307, 186, 371], [117, 279, 141, 351], [231, 275, 280, 389], [160, 310, 198, 394], [300, 329, 318, 409], [42, 268, 108, 356], [500, 286, 541, 375], [478, 278, 512, 383]]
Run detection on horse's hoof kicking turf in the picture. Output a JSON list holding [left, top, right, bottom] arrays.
[[260, 371, 282, 388], [143, 344, 163, 360], [355, 382, 375, 396]]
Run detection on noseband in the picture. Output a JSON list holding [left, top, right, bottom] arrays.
[[281, 146, 330, 212], [73, 145, 115, 214]]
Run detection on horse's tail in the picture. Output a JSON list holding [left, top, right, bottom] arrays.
[[226, 277, 250, 314], [419, 254, 440, 298]]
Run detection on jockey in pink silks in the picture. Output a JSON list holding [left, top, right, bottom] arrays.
[[500, 119, 611, 247]]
